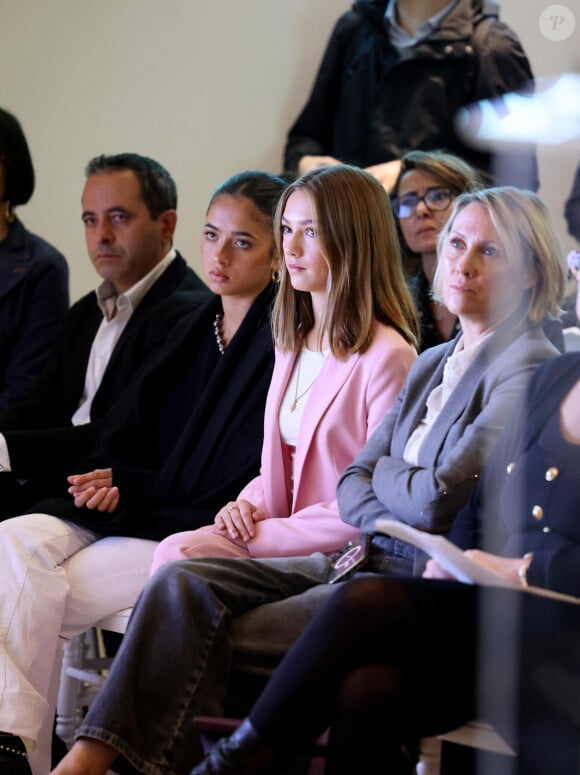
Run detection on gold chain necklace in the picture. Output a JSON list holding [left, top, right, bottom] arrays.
[[290, 350, 317, 412]]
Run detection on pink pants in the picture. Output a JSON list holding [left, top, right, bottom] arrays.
[[149, 525, 251, 576]]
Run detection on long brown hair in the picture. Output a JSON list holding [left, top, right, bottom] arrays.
[[272, 164, 418, 357]]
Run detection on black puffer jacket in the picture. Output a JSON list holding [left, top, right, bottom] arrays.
[[284, 0, 537, 188]]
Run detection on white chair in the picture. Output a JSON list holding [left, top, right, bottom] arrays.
[[55, 609, 132, 748], [417, 721, 515, 775], [437, 720, 515, 755], [563, 326, 580, 352]]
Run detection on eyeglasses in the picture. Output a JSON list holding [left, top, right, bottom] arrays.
[[392, 187, 454, 219]]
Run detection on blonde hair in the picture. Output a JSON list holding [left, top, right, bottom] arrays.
[[432, 186, 566, 324], [271, 165, 418, 356]]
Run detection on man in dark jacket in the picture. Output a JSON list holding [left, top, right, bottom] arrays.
[[284, 0, 538, 191], [0, 152, 210, 517]]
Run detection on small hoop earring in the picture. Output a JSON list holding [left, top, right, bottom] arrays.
[[271, 269, 280, 284], [5, 201, 15, 224]]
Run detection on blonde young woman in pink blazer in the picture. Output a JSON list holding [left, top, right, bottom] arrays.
[[149, 164, 418, 572]]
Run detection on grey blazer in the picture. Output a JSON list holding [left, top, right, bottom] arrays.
[[337, 313, 560, 539]]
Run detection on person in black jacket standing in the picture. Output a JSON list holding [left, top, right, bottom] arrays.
[[284, 0, 538, 192]]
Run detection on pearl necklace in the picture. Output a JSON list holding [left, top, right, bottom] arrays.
[[213, 313, 226, 355]]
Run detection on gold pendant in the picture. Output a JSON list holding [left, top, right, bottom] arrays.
[[290, 401, 297, 412]]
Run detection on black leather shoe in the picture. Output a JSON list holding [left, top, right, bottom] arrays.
[[189, 719, 277, 774], [0, 735, 33, 775]]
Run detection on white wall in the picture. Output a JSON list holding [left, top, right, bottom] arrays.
[[1, 1, 577, 301], [501, 1, 579, 255], [1, 0, 349, 300]]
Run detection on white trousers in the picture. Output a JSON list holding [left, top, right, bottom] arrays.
[[0, 512, 157, 772]]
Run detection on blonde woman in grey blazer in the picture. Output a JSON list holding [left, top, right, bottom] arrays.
[[337, 312, 559, 568], [337, 186, 565, 571]]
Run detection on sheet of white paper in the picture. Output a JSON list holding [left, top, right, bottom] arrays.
[[374, 518, 580, 604]]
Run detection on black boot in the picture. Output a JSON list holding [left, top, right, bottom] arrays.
[[0, 735, 33, 775], [189, 719, 278, 774]]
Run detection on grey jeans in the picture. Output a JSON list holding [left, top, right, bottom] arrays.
[[78, 548, 413, 775], [78, 554, 333, 774]]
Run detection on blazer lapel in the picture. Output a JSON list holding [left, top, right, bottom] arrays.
[[261, 349, 298, 516], [393, 340, 454, 456], [522, 355, 580, 449], [417, 313, 532, 465], [292, 351, 360, 488], [160, 286, 275, 492]]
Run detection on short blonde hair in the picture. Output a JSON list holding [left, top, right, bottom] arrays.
[[432, 186, 566, 324], [272, 165, 418, 356]]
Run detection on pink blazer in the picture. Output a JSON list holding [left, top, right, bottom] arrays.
[[238, 322, 417, 557]]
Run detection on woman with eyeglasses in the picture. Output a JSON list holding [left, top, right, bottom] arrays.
[[391, 150, 481, 351]]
